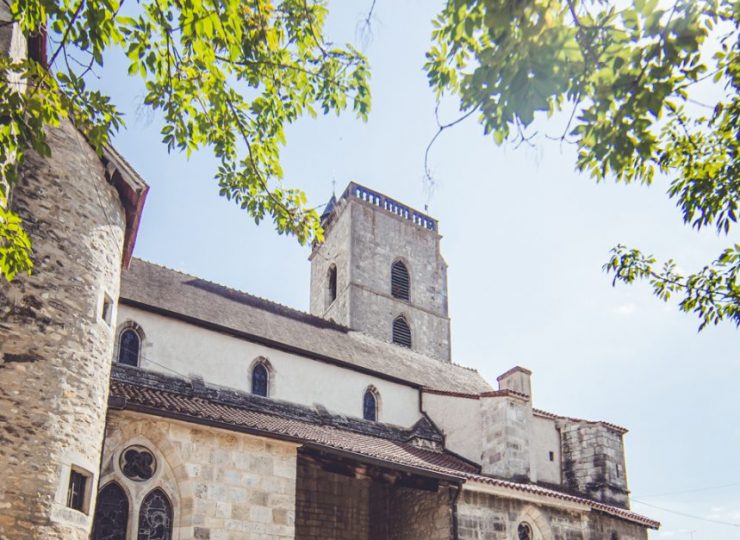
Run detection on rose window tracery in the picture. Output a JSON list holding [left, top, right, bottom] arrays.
[[518, 522, 533, 540], [120, 446, 156, 481]]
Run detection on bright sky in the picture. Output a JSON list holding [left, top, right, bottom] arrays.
[[98, 1, 739, 538]]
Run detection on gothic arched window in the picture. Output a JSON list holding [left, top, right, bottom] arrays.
[[391, 260, 410, 301], [92, 482, 129, 540], [327, 264, 337, 304], [252, 363, 269, 397], [363, 389, 378, 421], [118, 328, 141, 367], [138, 488, 173, 540], [392, 316, 412, 348]]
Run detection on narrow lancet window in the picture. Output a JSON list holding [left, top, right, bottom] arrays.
[[391, 260, 410, 301], [392, 316, 412, 348], [92, 482, 129, 540], [252, 363, 269, 397], [138, 488, 173, 540], [118, 329, 140, 367], [328, 265, 337, 304], [363, 390, 377, 421]]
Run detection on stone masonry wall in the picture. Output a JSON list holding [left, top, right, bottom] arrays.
[[295, 457, 452, 540], [348, 201, 451, 362], [102, 411, 298, 540], [310, 192, 452, 362], [480, 395, 532, 482], [560, 421, 629, 509], [458, 489, 648, 540], [0, 120, 126, 539], [378, 485, 451, 540], [295, 457, 370, 539], [309, 196, 353, 324], [348, 285, 452, 362]]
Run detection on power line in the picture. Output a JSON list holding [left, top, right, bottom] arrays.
[[138, 353, 192, 381], [636, 481, 740, 499], [632, 499, 740, 528]]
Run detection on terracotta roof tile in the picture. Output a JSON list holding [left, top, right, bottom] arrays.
[[109, 367, 657, 529]]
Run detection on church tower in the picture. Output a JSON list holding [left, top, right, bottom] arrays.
[[310, 182, 451, 362]]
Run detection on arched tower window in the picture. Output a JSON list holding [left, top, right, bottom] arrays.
[[138, 488, 173, 540], [92, 482, 129, 540], [363, 388, 379, 421], [392, 316, 412, 348], [118, 328, 141, 367], [327, 264, 337, 304], [391, 260, 410, 301], [252, 363, 269, 397]]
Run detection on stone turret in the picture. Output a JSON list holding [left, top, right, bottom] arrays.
[[559, 420, 630, 508], [0, 16, 147, 535], [310, 182, 451, 362]]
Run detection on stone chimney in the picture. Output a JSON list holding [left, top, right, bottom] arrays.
[[497, 366, 532, 399]]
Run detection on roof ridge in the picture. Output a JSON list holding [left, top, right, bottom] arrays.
[[128, 258, 487, 379], [532, 408, 628, 434], [130, 257, 351, 331], [464, 474, 659, 529]]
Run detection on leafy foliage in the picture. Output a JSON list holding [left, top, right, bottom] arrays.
[[426, 0, 740, 329], [0, 0, 371, 281]]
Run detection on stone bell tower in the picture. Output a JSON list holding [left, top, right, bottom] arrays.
[[0, 12, 148, 537], [310, 182, 451, 362]]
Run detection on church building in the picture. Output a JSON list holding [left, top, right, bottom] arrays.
[[0, 10, 658, 540]]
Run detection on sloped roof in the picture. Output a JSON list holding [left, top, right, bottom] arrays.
[[120, 258, 492, 394], [100, 145, 148, 267], [109, 365, 659, 530], [110, 364, 474, 480]]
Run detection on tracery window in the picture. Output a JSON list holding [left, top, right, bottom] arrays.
[[121, 446, 157, 481], [92, 482, 129, 540], [252, 363, 269, 397], [363, 389, 378, 421], [391, 260, 410, 300], [392, 316, 412, 348], [517, 522, 533, 540], [327, 264, 337, 304], [118, 328, 141, 366], [138, 489, 173, 540]]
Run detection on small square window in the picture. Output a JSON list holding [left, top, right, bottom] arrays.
[[101, 293, 113, 326], [66, 469, 90, 513], [548, 451, 555, 462]]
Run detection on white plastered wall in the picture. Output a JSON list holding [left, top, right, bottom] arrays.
[[421, 392, 482, 463], [116, 305, 422, 427], [531, 415, 562, 485]]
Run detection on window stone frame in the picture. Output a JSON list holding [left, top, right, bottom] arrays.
[[113, 321, 146, 368], [248, 356, 275, 398]]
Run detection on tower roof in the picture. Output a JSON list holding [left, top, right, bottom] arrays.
[[320, 194, 337, 224]]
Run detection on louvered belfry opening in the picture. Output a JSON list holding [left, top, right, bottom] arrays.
[[392, 316, 412, 348], [390, 261, 410, 301]]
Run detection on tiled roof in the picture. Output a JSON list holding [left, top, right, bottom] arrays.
[[120, 259, 492, 394], [532, 408, 628, 434], [463, 475, 659, 529], [110, 365, 474, 480], [109, 366, 658, 530]]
